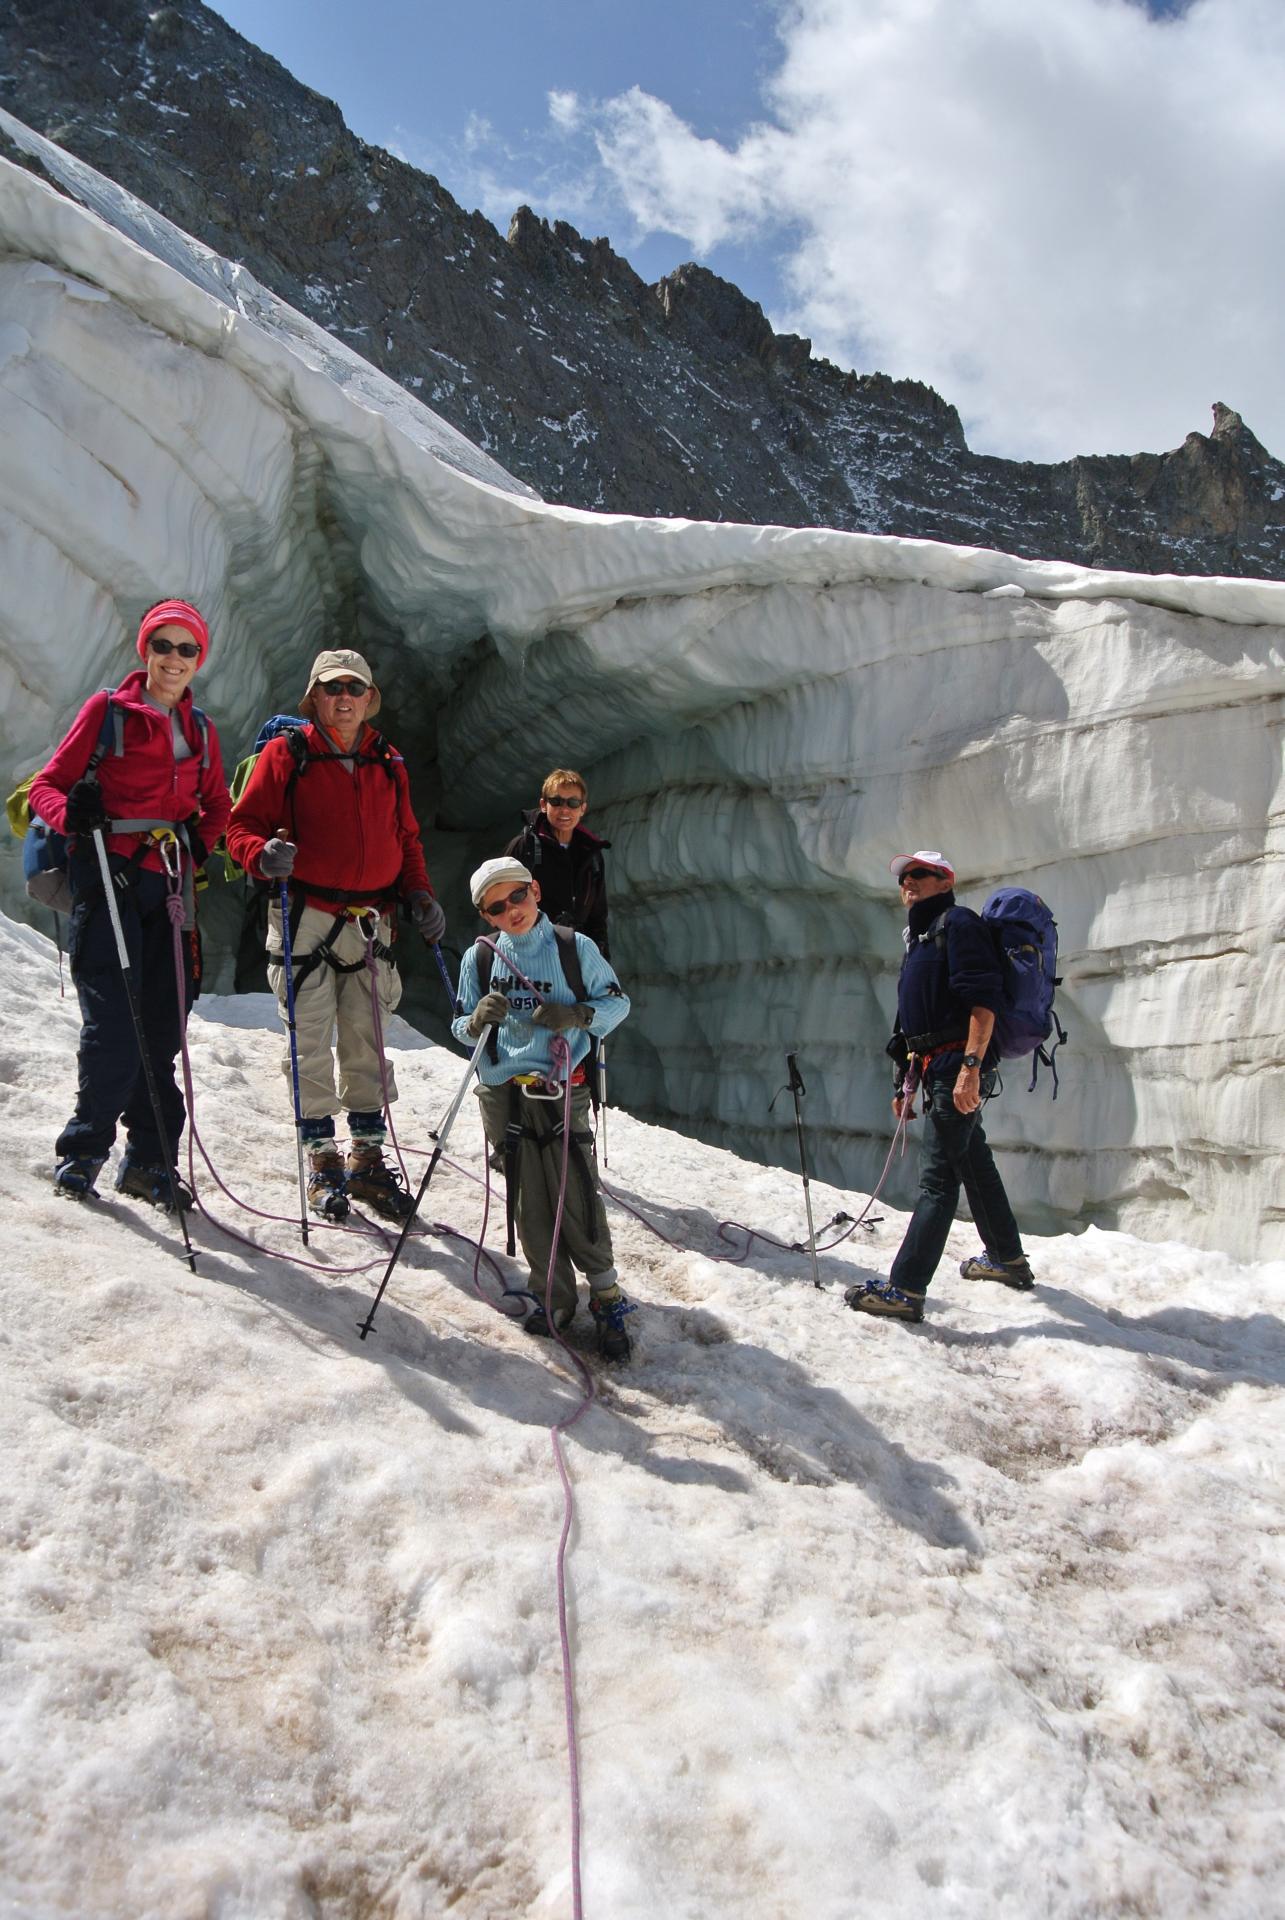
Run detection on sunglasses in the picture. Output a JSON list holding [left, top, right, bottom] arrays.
[[481, 883, 533, 919], [545, 794, 585, 809], [317, 679, 369, 697], [149, 637, 201, 659], [900, 866, 947, 882]]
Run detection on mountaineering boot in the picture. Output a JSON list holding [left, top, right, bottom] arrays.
[[522, 1293, 576, 1339], [589, 1283, 636, 1362], [115, 1156, 195, 1212], [959, 1252, 1035, 1291], [306, 1144, 350, 1222], [843, 1279, 926, 1323], [345, 1142, 415, 1222], [53, 1156, 106, 1201]]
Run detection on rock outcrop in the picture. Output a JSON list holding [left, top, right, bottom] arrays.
[[3, 0, 1284, 576]]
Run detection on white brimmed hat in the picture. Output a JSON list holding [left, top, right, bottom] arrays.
[[470, 857, 534, 908], [889, 849, 956, 882]]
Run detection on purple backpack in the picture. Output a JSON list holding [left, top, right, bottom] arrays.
[[982, 887, 1066, 1092]]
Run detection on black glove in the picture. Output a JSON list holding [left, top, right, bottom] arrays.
[[531, 1001, 593, 1033], [63, 778, 108, 836], [408, 890, 446, 944], [466, 991, 511, 1038]]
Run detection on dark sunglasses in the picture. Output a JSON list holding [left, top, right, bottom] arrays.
[[149, 637, 201, 659], [481, 883, 532, 919], [900, 866, 946, 882], [317, 678, 369, 697], [546, 793, 585, 809]]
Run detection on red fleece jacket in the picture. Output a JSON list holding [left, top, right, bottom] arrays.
[[225, 722, 432, 910], [29, 670, 230, 875]]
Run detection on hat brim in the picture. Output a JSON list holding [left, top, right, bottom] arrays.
[[890, 855, 955, 882]]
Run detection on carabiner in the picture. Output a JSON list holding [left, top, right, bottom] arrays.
[[151, 827, 182, 879]]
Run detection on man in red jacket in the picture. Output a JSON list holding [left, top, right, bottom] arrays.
[[225, 649, 444, 1221]]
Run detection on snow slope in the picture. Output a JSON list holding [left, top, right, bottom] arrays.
[[1, 114, 1283, 1259], [1, 911, 1281, 1918]]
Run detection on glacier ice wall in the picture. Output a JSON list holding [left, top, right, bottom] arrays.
[[1, 118, 1282, 1258]]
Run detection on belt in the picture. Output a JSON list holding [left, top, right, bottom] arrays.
[[513, 1066, 587, 1087]]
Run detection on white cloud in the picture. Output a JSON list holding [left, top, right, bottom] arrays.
[[547, 90, 582, 133], [582, 0, 1285, 461]]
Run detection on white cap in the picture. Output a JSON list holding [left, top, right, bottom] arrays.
[[889, 849, 956, 882], [470, 857, 534, 908]]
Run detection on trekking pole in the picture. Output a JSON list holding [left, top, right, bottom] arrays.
[[278, 877, 310, 1245], [770, 1051, 822, 1290], [432, 941, 461, 1015], [357, 1028, 490, 1341], [91, 828, 197, 1273], [597, 1039, 608, 1168]]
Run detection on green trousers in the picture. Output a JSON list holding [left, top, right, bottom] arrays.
[[476, 1080, 614, 1321]]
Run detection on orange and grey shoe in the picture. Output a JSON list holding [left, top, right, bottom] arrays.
[[843, 1280, 926, 1323], [345, 1143, 415, 1222], [307, 1145, 350, 1221], [959, 1252, 1034, 1291]]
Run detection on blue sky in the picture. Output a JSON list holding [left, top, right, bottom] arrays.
[[213, 0, 788, 300], [210, 1, 1284, 465]]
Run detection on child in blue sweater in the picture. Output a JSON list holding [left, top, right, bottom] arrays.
[[453, 858, 633, 1358]]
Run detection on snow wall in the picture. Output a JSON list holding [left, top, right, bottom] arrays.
[[1, 117, 1282, 1260]]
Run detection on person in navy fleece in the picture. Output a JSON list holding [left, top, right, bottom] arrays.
[[454, 857, 633, 1359], [846, 850, 1034, 1324]]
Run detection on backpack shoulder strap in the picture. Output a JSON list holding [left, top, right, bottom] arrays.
[[190, 705, 211, 772], [552, 923, 588, 1002]]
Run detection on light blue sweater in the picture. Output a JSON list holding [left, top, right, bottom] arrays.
[[451, 915, 631, 1086]]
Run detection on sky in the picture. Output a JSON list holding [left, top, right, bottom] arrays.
[[3, 907, 1282, 1913], [211, 2, 1284, 461]]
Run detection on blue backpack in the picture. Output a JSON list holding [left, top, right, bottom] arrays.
[[980, 887, 1066, 1092]]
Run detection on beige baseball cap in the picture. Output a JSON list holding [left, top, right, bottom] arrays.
[[301, 648, 381, 720]]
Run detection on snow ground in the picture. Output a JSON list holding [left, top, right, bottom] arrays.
[[0, 910, 1281, 1920]]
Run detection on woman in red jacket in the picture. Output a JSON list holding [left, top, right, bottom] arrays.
[[225, 648, 444, 1222], [30, 600, 231, 1205]]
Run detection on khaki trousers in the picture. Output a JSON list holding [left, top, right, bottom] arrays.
[[476, 1080, 614, 1321], [266, 903, 401, 1121]]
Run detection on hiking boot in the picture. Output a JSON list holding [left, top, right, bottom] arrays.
[[843, 1280, 925, 1323], [345, 1143, 415, 1222], [306, 1146, 350, 1222], [959, 1252, 1035, 1291], [589, 1284, 635, 1362], [115, 1158, 195, 1212], [53, 1156, 106, 1201], [523, 1300, 575, 1339]]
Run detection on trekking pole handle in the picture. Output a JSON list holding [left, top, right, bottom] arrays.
[[786, 1051, 806, 1096]]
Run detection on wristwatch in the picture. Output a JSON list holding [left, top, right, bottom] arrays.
[[960, 1054, 981, 1070]]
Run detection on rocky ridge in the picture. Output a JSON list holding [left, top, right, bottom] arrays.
[[2, 0, 1284, 576]]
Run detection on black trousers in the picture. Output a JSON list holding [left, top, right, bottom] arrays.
[[56, 858, 194, 1166], [888, 1069, 1023, 1295]]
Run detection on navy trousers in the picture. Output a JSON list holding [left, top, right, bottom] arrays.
[[889, 1069, 1023, 1296], [56, 856, 194, 1167]]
